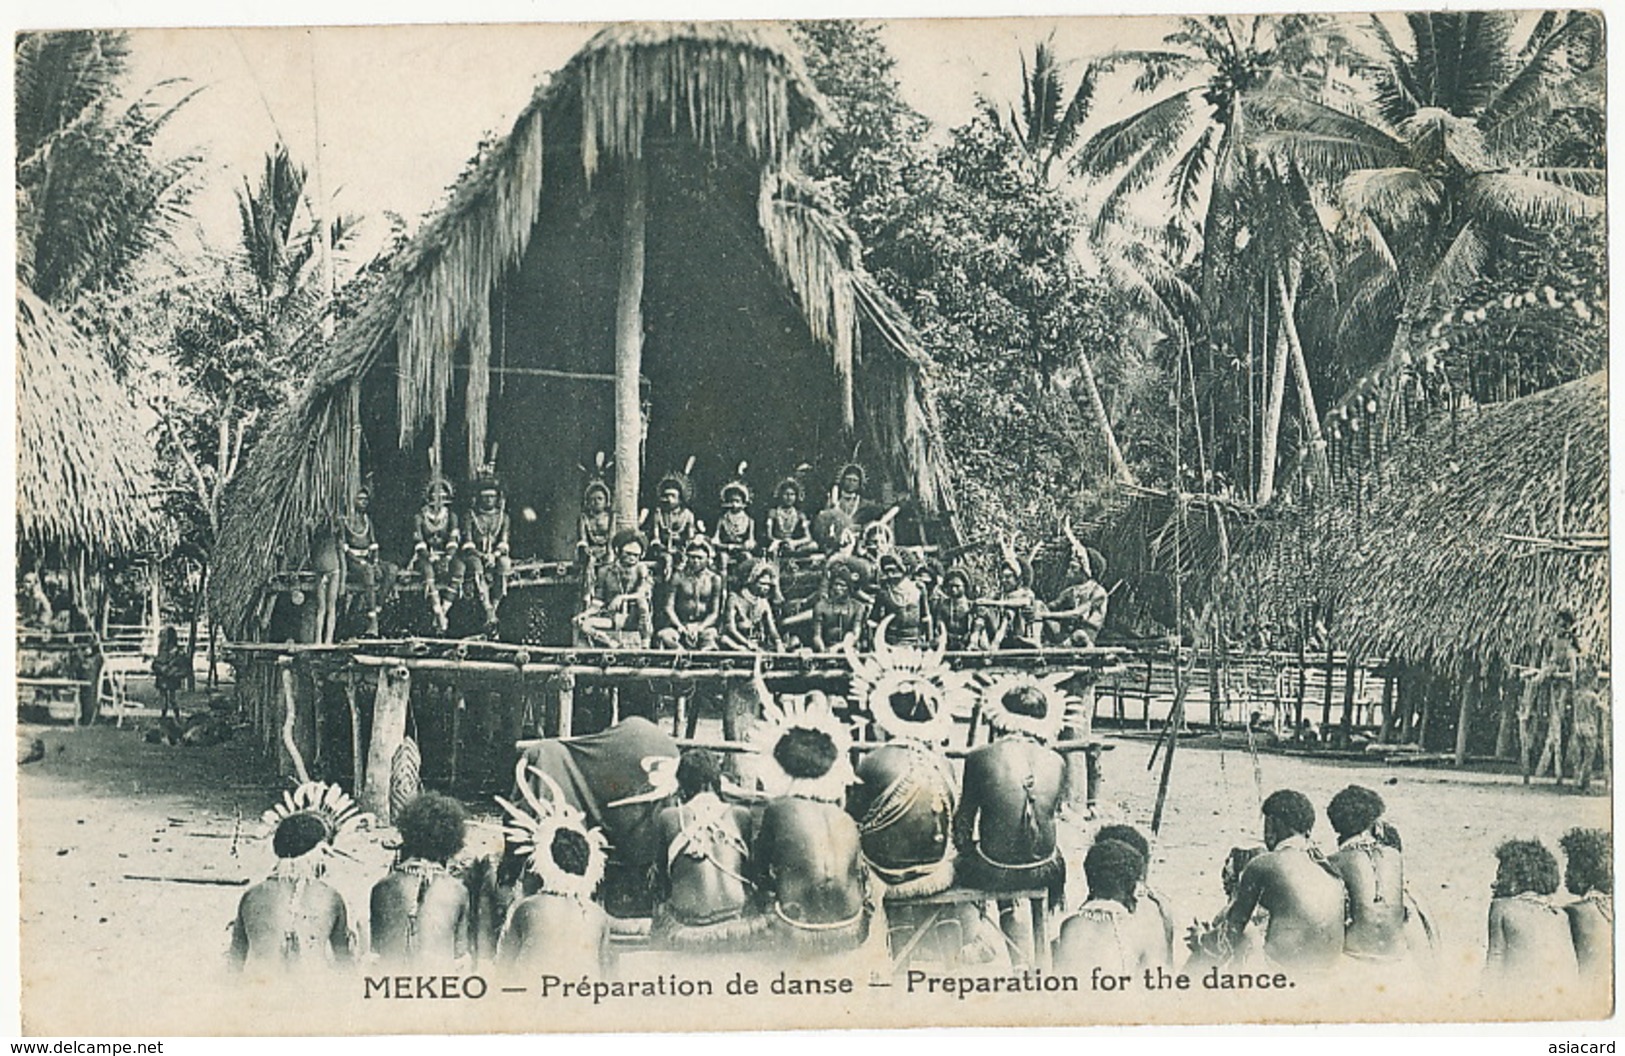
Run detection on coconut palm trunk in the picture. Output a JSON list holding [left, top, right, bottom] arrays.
[[1073, 344, 1136, 486], [1275, 268, 1327, 482], [1257, 289, 1290, 505], [613, 159, 647, 531]]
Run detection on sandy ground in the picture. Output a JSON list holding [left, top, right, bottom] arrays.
[[16, 689, 1613, 1034]]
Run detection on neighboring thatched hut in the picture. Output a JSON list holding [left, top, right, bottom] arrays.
[[214, 22, 959, 635], [1234, 371, 1609, 755], [16, 286, 160, 566]]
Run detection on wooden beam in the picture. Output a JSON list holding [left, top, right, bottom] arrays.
[[613, 157, 646, 532]]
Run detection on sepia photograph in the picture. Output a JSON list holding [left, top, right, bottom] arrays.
[[10, 6, 1612, 1036]]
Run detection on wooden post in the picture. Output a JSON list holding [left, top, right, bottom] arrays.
[[1494, 669, 1516, 760], [450, 690, 465, 792], [556, 671, 575, 738], [1454, 673, 1473, 767], [1417, 671, 1434, 750], [1339, 653, 1358, 747], [613, 158, 646, 532], [1377, 665, 1396, 744], [1321, 642, 1335, 731], [345, 670, 363, 795], [363, 663, 411, 824]]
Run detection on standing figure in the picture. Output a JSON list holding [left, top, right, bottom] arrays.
[[1055, 839, 1170, 975], [811, 562, 866, 653], [310, 517, 344, 645], [1568, 660, 1609, 793], [1520, 610, 1580, 783], [1186, 790, 1347, 975], [1558, 828, 1612, 977], [954, 677, 1069, 961], [229, 782, 362, 974], [748, 686, 875, 958], [650, 749, 763, 954], [1325, 785, 1408, 967], [370, 792, 470, 967], [495, 764, 612, 975], [463, 470, 512, 628], [933, 568, 980, 652], [341, 485, 388, 636], [1484, 839, 1579, 996], [650, 464, 701, 565], [764, 477, 814, 558], [574, 529, 653, 648], [721, 559, 782, 653], [413, 478, 463, 634], [151, 626, 190, 721], [656, 537, 723, 651]]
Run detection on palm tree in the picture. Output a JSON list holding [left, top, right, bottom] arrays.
[[1255, 11, 1604, 408]]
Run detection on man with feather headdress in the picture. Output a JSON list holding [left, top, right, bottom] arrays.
[[650, 749, 764, 953], [229, 782, 364, 973]]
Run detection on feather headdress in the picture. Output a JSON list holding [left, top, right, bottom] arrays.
[[260, 781, 368, 844], [845, 617, 974, 745], [977, 672, 1070, 742], [748, 670, 858, 802], [720, 461, 751, 506], [580, 452, 612, 502], [495, 759, 609, 900], [657, 456, 696, 506]]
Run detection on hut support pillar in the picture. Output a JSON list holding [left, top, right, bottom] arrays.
[[613, 157, 647, 532], [1454, 674, 1474, 767], [363, 664, 411, 824]]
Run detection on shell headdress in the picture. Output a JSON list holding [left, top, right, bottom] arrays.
[[977, 671, 1071, 742], [495, 759, 609, 900], [748, 675, 859, 803], [261, 781, 369, 844], [845, 617, 975, 745]]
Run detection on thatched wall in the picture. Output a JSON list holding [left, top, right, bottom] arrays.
[[1233, 372, 1609, 675], [214, 22, 959, 633], [16, 286, 159, 562]]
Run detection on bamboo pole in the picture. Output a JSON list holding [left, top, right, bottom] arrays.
[[613, 157, 646, 532], [363, 664, 411, 824]]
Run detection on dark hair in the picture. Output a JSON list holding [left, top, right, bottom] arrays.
[[611, 528, 647, 553], [1375, 820, 1404, 852], [1559, 828, 1612, 895], [1094, 824, 1150, 875], [1493, 839, 1560, 897], [944, 568, 971, 591], [1003, 685, 1047, 719], [395, 792, 467, 863], [677, 749, 723, 800], [550, 828, 591, 878], [272, 813, 331, 859], [1326, 785, 1385, 840], [1222, 846, 1262, 897], [773, 727, 838, 780], [1261, 789, 1315, 837], [1084, 839, 1144, 906]]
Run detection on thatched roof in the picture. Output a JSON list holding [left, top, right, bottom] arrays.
[[214, 21, 958, 633], [1235, 372, 1609, 673], [16, 285, 160, 561]]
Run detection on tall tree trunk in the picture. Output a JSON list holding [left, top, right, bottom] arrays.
[[1275, 269, 1328, 483], [1072, 348, 1136, 485], [613, 159, 647, 532], [1257, 287, 1290, 505]]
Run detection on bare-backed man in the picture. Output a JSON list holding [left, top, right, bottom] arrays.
[[1055, 839, 1169, 974], [1325, 785, 1407, 966], [651, 749, 763, 953], [1484, 838, 1579, 998], [370, 792, 470, 967], [1559, 828, 1612, 977]]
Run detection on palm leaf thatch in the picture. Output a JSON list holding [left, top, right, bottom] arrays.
[[213, 22, 956, 634], [16, 285, 160, 560], [1236, 372, 1608, 675]]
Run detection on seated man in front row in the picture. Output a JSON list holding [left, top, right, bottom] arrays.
[[651, 749, 763, 954], [656, 537, 723, 651], [954, 683, 1066, 962], [1055, 838, 1170, 975], [1187, 789, 1346, 975], [575, 528, 653, 648]]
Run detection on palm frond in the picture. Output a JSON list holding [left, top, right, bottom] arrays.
[[1166, 125, 1216, 217], [1074, 89, 1195, 178], [1465, 171, 1605, 231]]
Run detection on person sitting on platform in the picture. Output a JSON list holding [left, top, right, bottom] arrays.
[[868, 552, 930, 649], [1092, 823, 1175, 966], [1484, 838, 1579, 996], [1041, 538, 1108, 648], [749, 687, 876, 958], [933, 568, 980, 652], [496, 764, 612, 974], [341, 485, 390, 636], [656, 537, 723, 651], [1558, 828, 1612, 977], [17, 571, 51, 631], [576, 528, 653, 648], [370, 792, 470, 967], [1186, 789, 1346, 975], [650, 464, 702, 563], [413, 477, 462, 634], [979, 547, 1039, 651], [230, 782, 361, 974], [1055, 839, 1169, 974], [811, 561, 866, 653], [954, 677, 1069, 962], [576, 476, 614, 572], [721, 559, 782, 653], [765, 477, 815, 559], [811, 463, 867, 555], [713, 468, 758, 572], [1325, 785, 1408, 967], [650, 749, 763, 954], [462, 469, 512, 629]]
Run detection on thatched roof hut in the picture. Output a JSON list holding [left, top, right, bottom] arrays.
[[213, 22, 959, 633], [1235, 371, 1609, 674], [16, 285, 160, 562]]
